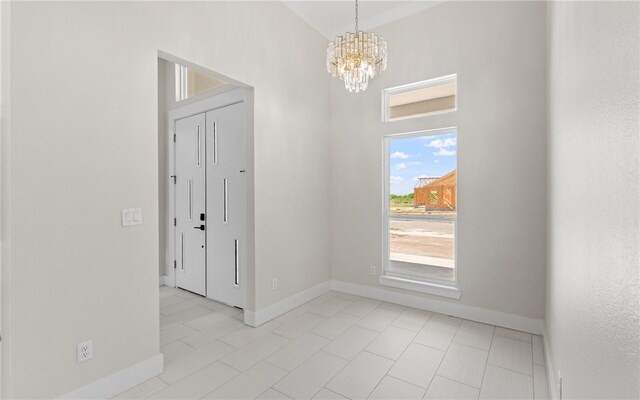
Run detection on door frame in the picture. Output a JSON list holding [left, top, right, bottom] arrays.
[[166, 88, 250, 304]]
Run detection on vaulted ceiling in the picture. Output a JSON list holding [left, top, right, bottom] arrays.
[[282, 1, 443, 39]]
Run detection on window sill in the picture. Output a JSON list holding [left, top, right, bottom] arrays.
[[379, 274, 461, 300]]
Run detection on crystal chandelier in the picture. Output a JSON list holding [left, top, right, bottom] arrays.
[[326, 0, 387, 93]]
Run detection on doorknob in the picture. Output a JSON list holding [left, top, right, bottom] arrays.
[[194, 225, 205, 231]]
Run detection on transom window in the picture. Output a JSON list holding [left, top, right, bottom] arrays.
[[383, 74, 457, 122], [175, 64, 227, 102]]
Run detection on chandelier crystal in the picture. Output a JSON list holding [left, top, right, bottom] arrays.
[[326, 0, 387, 93]]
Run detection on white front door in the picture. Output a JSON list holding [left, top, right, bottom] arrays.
[[206, 102, 246, 308], [175, 113, 206, 296]]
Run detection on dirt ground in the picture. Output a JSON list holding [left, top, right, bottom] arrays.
[[389, 219, 454, 259]]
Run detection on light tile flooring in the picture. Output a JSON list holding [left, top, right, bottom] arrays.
[[115, 287, 549, 400]]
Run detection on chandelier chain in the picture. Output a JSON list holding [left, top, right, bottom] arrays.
[[355, 0, 359, 32]]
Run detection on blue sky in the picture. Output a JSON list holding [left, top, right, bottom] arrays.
[[389, 131, 457, 195]]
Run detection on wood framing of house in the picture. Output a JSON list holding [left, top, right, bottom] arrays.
[[414, 170, 457, 209]]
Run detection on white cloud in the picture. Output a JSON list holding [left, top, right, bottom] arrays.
[[425, 137, 457, 149], [395, 163, 407, 170], [391, 151, 409, 159], [390, 176, 404, 184], [410, 161, 421, 165], [433, 160, 439, 163], [433, 148, 456, 156]]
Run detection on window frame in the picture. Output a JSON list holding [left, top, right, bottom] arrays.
[[382, 74, 457, 122], [175, 64, 189, 102], [382, 128, 460, 299]]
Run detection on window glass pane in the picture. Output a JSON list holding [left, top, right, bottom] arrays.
[[384, 75, 456, 121], [389, 132, 457, 217], [388, 219, 454, 281], [387, 130, 457, 283], [175, 64, 227, 102]]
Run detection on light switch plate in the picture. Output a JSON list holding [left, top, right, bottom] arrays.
[[122, 208, 142, 226]]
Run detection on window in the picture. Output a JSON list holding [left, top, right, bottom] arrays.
[[383, 74, 457, 122], [175, 64, 227, 102], [383, 129, 459, 298]]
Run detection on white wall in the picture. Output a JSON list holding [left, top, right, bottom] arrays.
[[331, 1, 548, 319], [2, 2, 331, 397], [546, 2, 639, 398]]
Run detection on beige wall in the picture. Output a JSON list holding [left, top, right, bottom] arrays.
[[330, 1, 548, 319], [546, 2, 639, 398], [2, 2, 331, 397]]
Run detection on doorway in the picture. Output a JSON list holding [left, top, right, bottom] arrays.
[[159, 56, 250, 310]]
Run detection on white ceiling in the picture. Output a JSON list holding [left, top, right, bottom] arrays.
[[282, 1, 443, 39]]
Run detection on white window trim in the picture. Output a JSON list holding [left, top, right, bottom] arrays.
[[382, 127, 459, 298], [175, 64, 188, 102], [379, 275, 461, 300], [382, 74, 457, 122]]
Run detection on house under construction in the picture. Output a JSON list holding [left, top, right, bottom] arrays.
[[414, 170, 457, 210]]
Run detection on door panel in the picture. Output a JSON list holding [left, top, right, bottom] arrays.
[[206, 102, 246, 308], [175, 113, 206, 296]]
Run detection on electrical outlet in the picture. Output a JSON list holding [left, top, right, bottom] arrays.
[[77, 340, 93, 363], [370, 265, 376, 276], [271, 278, 278, 290], [558, 372, 562, 399]]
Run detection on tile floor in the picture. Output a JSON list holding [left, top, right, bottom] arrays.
[[115, 287, 549, 400]]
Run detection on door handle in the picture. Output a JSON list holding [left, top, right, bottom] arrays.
[[193, 225, 205, 231]]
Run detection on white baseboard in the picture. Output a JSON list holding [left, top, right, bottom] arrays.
[[543, 325, 557, 400], [59, 353, 163, 399], [244, 281, 332, 327], [159, 275, 169, 286], [331, 280, 545, 335]]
